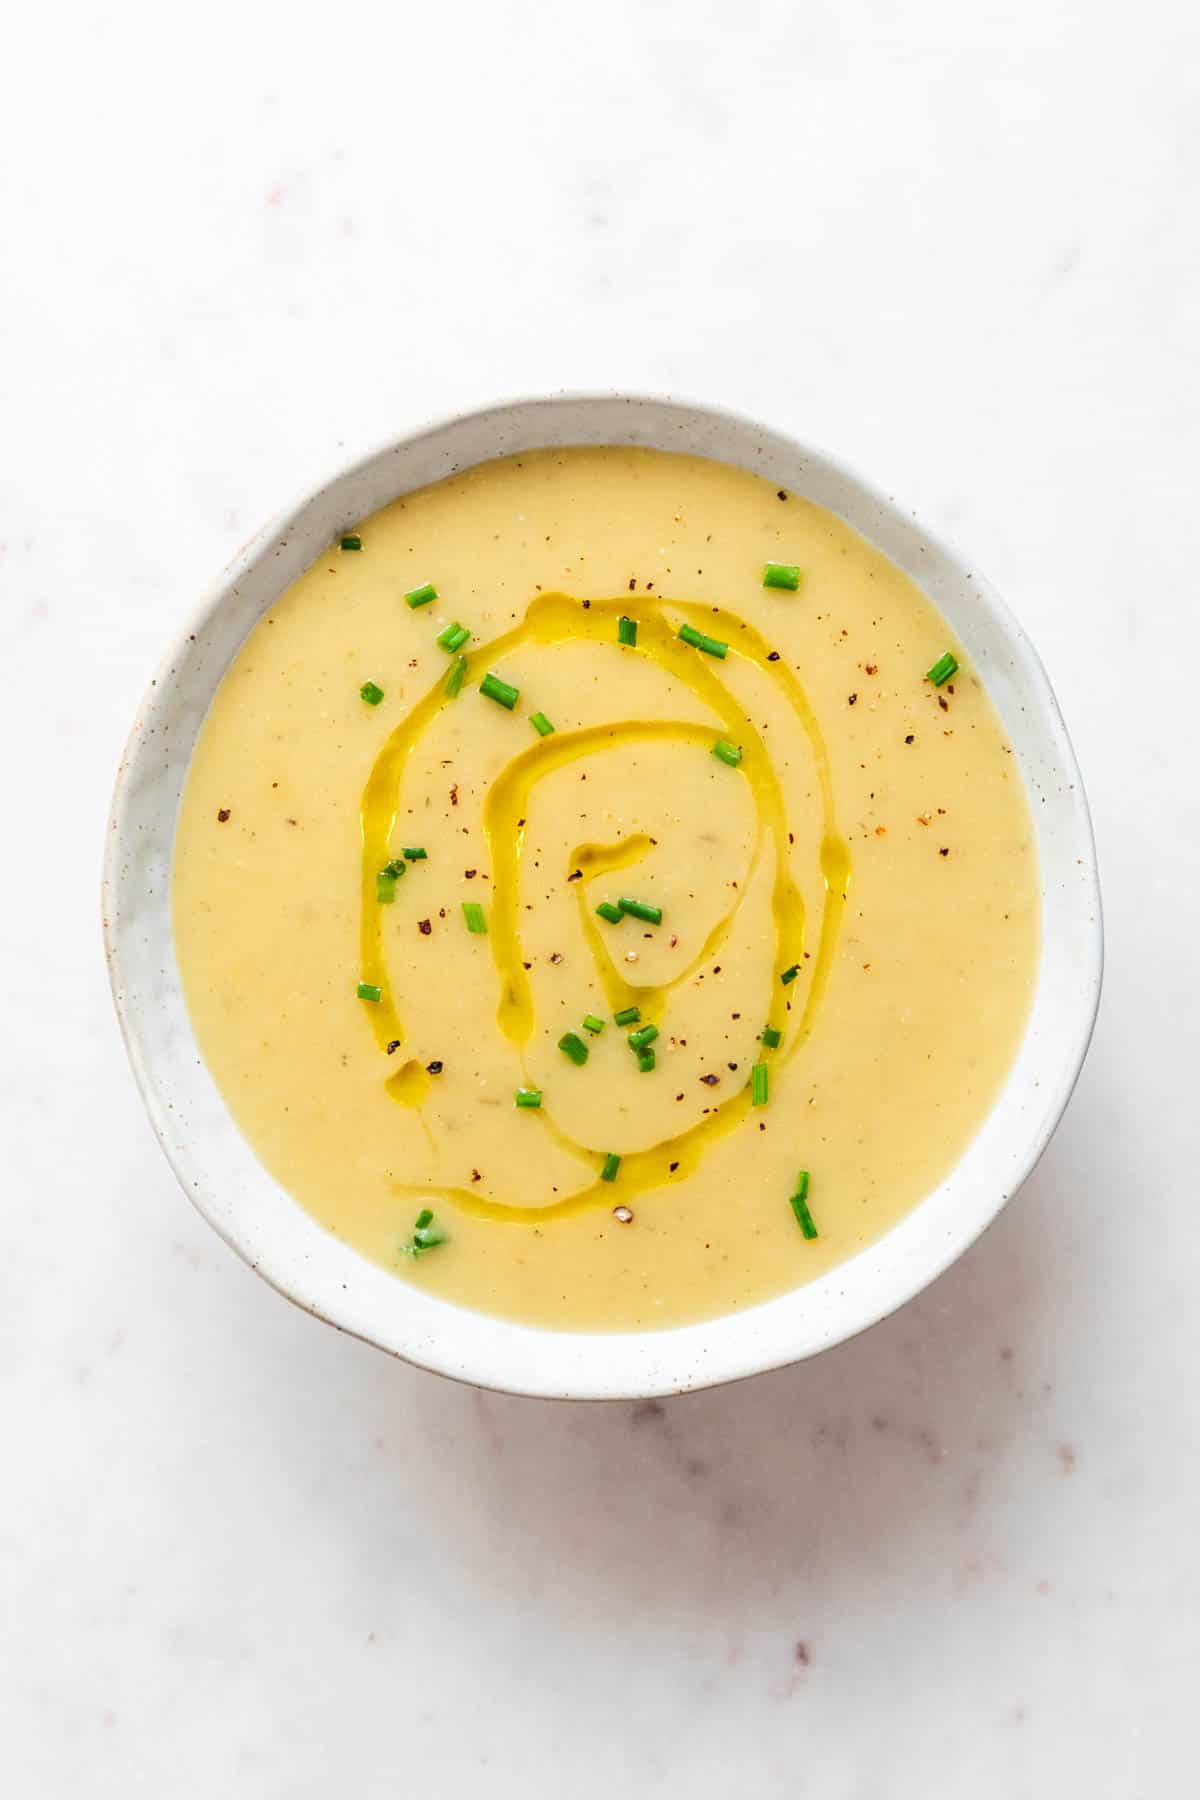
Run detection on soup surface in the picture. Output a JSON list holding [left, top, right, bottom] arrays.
[[173, 447, 1038, 1330]]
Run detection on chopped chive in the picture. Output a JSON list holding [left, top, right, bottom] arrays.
[[399, 1207, 447, 1258], [530, 711, 555, 737], [356, 982, 382, 1003], [751, 1063, 769, 1107], [436, 621, 471, 653], [595, 901, 623, 924], [636, 1047, 656, 1073], [713, 737, 742, 768], [462, 901, 487, 934], [761, 1025, 782, 1049], [558, 1031, 589, 1066], [627, 1023, 658, 1051], [618, 616, 638, 646], [445, 654, 468, 697], [613, 1006, 641, 1027], [340, 533, 362, 551], [781, 963, 800, 985], [360, 681, 385, 706], [601, 1152, 621, 1182], [582, 1014, 605, 1034], [405, 583, 437, 609], [618, 896, 663, 925], [515, 1087, 543, 1108], [402, 847, 428, 861], [480, 671, 519, 709], [927, 651, 959, 687], [763, 561, 800, 591], [678, 623, 728, 659], [790, 1170, 818, 1239], [376, 859, 406, 902]]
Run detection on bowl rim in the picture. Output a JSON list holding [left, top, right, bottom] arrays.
[[102, 389, 1103, 1399]]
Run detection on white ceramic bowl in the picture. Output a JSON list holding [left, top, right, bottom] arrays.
[[103, 394, 1102, 1399]]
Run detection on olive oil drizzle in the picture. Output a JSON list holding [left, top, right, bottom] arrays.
[[360, 591, 850, 1224]]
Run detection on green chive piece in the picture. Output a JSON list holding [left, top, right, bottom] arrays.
[[376, 860, 405, 902], [582, 1014, 605, 1034], [636, 1047, 656, 1073], [713, 737, 742, 768], [436, 621, 471, 653], [763, 561, 800, 591], [340, 533, 363, 551], [927, 651, 959, 687], [558, 1031, 589, 1066], [761, 1025, 782, 1049], [399, 1207, 447, 1258], [405, 583, 437, 609], [445, 655, 468, 697], [530, 711, 555, 737], [360, 681, 385, 706], [627, 1023, 658, 1051], [613, 1006, 641, 1027], [790, 1170, 818, 1239], [402, 847, 428, 861], [462, 901, 487, 934], [515, 1087, 543, 1108], [678, 623, 728, 659], [618, 616, 638, 646], [357, 982, 382, 1003], [596, 901, 623, 924], [601, 1152, 621, 1182], [781, 964, 800, 985], [751, 1063, 769, 1107], [618, 896, 663, 925], [480, 671, 519, 709]]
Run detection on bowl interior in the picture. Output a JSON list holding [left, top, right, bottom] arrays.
[[103, 394, 1101, 1398]]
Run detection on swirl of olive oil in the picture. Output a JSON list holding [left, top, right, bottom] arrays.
[[359, 592, 850, 1225]]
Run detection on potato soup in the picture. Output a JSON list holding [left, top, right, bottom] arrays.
[[172, 448, 1038, 1330]]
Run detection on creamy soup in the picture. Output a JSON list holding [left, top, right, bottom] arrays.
[[173, 447, 1039, 1331]]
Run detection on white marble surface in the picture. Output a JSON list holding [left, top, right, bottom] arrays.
[[3, 2, 1198, 1793]]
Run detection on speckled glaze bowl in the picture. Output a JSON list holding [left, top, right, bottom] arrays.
[[103, 394, 1102, 1399]]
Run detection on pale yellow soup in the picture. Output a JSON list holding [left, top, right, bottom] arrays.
[[173, 447, 1038, 1331]]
